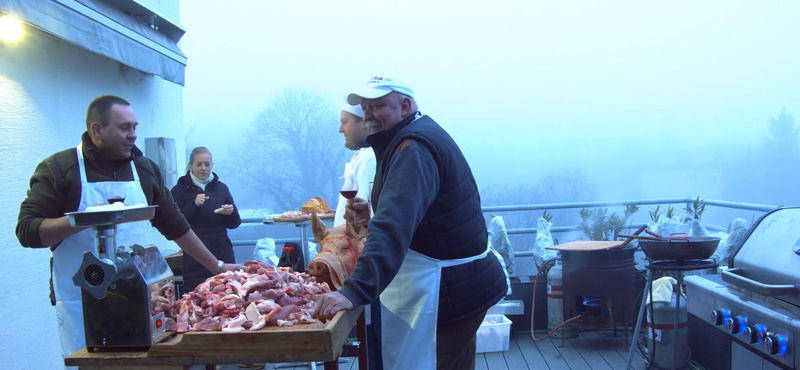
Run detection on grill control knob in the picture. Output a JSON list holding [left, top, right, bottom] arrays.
[[745, 325, 762, 343], [765, 333, 789, 355], [744, 326, 757, 343], [725, 318, 736, 333], [727, 315, 747, 335], [745, 324, 768, 344], [711, 309, 729, 325]]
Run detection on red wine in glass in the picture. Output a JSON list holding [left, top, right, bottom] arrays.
[[340, 190, 358, 200]]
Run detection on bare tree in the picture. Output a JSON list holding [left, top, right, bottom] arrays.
[[229, 88, 347, 212]]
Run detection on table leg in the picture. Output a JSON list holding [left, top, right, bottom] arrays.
[[324, 359, 338, 370], [626, 268, 652, 370], [205, 365, 215, 370], [357, 310, 368, 370], [671, 273, 683, 370]]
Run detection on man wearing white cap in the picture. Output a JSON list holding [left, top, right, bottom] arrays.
[[334, 103, 376, 228], [334, 102, 383, 370], [314, 76, 507, 370]]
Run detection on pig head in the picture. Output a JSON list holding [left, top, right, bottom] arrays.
[[307, 212, 367, 291]]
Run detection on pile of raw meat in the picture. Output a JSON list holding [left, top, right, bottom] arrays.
[[155, 260, 331, 333]]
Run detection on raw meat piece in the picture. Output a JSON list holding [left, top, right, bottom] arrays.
[[265, 305, 301, 325], [193, 317, 222, 331], [256, 300, 276, 314], [223, 314, 247, 330], [250, 315, 267, 331], [169, 260, 331, 332], [277, 319, 297, 327]]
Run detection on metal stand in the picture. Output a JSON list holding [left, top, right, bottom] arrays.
[[297, 222, 310, 270], [625, 259, 716, 370]]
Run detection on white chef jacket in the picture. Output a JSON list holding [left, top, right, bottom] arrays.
[[334, 147, 377, 227]]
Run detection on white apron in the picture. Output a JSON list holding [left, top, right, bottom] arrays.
[[52, 143, 151, 360], [380, 245, 494, 370]]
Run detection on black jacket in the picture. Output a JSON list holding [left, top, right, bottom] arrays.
[[17, 132, 191, 249], [171, 172, 241, 291], [338, 113, 507, 325]]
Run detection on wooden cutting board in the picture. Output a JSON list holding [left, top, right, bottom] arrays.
[[147, 306, 361, 359], [545, 241, 624, 251], [273, 214, 335, 222]]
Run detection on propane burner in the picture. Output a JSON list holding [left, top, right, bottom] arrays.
[[560, 244, 638, 339]]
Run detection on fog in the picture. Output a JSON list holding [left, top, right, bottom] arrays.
[[178, 0, 799, 258]]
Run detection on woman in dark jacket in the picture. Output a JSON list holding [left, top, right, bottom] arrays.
[[171, 147, 242, 291]]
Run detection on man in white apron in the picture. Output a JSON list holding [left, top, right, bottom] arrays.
[[333, 102, 382, 369], [16, 95, 241, 368], [315, 77, 508, 370]]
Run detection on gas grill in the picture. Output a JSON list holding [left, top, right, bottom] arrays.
[[685, 207, 800, 370]]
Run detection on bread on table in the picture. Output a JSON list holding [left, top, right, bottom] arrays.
[[301, 197, 330, 214]]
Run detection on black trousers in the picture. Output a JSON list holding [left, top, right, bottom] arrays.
[[436, 309, 488, 370], [367, 301, 383, 370]]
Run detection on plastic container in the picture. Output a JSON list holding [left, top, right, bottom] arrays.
[[476, 314, 512, 353], [487, 299, 524, 316]]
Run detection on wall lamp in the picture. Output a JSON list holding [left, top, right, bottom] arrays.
[[0, 13, 23, 43]]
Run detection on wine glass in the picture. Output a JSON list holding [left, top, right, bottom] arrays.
[[340, 175, 364, 224], [340, 175, 358, 201], [105, 183, 126, 205]]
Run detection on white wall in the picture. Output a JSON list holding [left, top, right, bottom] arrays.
[[0, 3, 185, 368]]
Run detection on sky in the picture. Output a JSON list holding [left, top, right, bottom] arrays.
[[178, 0, 800, 205]]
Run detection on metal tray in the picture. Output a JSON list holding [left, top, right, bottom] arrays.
[[66, 205, 158, 227]]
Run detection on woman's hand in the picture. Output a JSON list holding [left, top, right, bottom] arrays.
[[195, 194, 209, 207], [220, 204, 234, 215]]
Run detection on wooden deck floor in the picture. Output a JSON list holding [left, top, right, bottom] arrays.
[[197, 330, 647, 370]]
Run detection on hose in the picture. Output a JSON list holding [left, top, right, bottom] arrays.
[[529, 257, 584, 342]]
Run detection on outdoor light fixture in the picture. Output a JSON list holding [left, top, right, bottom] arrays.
[[0, 14, 23, 43]]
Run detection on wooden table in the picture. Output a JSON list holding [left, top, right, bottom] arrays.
[[66, 307, 367, 370]]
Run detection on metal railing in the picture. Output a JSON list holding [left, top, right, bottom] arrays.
[[232, 197, 778, 254]]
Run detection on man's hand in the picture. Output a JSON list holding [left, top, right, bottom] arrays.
[[218, 263, 243, 273], [344, 197, 370, 226], [195, 194, 209, 207], [38, 216, 89, 247], [314, 291, 354, 323]]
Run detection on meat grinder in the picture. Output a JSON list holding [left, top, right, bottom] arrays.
[[67, 205, 175, 351]]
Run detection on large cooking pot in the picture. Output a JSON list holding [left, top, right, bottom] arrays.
[[638, 234, 721, 261]]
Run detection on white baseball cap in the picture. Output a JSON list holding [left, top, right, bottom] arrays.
[[347, 76, 414, 105], [342, 103, 364, 118]]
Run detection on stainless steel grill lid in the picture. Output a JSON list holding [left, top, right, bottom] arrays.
[[722, 207, 800, 307]]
